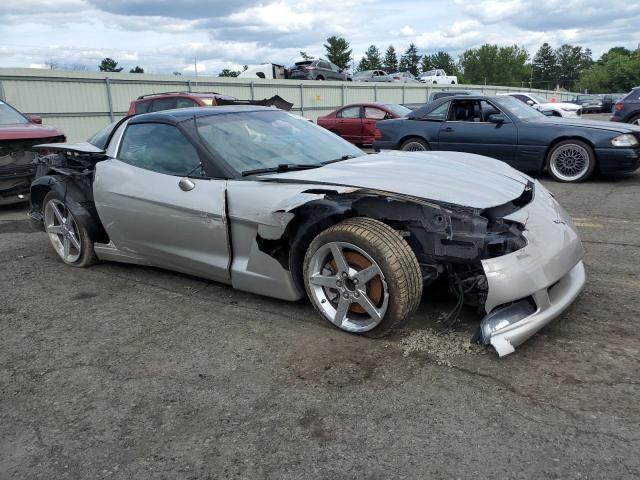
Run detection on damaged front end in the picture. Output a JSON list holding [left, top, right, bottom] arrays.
[[253, 178, 583, 357]]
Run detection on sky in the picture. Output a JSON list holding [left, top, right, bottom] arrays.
[[1, 0, 639, 75]]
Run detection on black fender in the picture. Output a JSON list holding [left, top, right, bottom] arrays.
[[29, 174, 109, 243]]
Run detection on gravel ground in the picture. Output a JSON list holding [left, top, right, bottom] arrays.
[[1, 163, 639, 478]]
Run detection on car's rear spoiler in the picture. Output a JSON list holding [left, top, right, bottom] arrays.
[[216, 95, 294, 111], [29, 141, 106, 156]]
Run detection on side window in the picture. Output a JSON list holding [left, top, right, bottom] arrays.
[[449, 101, 481, 122], [514, 94, 529, 103], [364, 107, 387, 120], [337, 106, 361, 119], [176, 98, 198, 109], [425, 101, 450, 120], [118, 123, 203, 177], [480, 101, 501, 121], [134, 100, 151, 114], [318, 61, 330, 69], [150, 98, 178, 112]]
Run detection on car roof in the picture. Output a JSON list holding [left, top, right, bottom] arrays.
[[135, 91, 227, 100], [129, 105, 277, 124]]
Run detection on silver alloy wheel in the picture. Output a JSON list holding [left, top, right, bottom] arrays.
[[632, 118, 640, 125], [549, 143, 590, 181], [44, 199, 82, 263], [307, 241, 389, 333], [402, 141, 427, 151]]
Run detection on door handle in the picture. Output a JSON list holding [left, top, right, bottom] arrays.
[[178, 177, 195, 192], [443, 127, 454, 132]]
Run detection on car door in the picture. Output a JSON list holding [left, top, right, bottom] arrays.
[[438, 99, 518, 163], [93, 121, 230, 283], [363, 106, 388, 143], [335, 106, 363, 143]]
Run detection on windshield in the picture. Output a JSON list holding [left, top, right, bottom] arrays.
[[87, 121, 118, 149], [384, 104, 412, 116], [494, 96, 545, 121], [195, 110, 364, 175], [528, 93, 548, 104], [0, 101, 28, 125]]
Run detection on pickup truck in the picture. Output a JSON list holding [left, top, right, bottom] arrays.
[[418, 69, 458, 85]]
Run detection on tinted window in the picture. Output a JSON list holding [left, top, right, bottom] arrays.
[[318, 61, 331, 69], [513, 94, 530, 103], [134, 100, 151, 114], [118, 123, 202, 176], [337, 106, 361, 119], [0, 101, 28, 125], [150, 98, 178, 112], [176, 98, 198, 109], [425, 101, 450, 119], [364, 107, 387, 120], [87, 121, 118, 149]]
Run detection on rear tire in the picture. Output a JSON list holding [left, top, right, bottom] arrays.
[[400, 138, 430, 151], [547, 139, 596, 183], [316, 75, 325, 81], [303, 217, 422, 338], [43, 191, 97, 267], [628, 115, 640, 126]]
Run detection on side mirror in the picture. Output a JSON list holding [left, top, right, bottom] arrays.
[[526, 100, 534, 106], [27, 115, 42, 124], [488, 113, 506, 124]]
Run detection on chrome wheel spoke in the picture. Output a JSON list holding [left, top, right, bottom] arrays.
[[51, 203, 65, 224], [309, 273, 338, 288], [63, 237, 71, 259], [355, 291, 382, 322], [330, 244, 349, 274], [46, 224, 64, 235], [333, 296, 351, 327], [354, 264, 380, 284], [67, 231, 81, 251]]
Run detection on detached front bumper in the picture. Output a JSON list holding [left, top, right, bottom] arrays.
[[479, 183, 585, 356]]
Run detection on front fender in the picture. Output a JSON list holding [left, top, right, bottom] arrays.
[[29, 174, 108, 243]]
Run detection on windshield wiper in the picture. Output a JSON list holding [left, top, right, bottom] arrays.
[[322, 154, 357, 165], [241, 163, 321, 177]]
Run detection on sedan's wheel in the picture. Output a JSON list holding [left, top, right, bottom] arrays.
[[629, 115, 640, 126], [316, 76, 325, 81], [547, 139, 596, 182], [43, 191, 96, 267], [400, 138, 430, 151], [303, 217, 422, 337]]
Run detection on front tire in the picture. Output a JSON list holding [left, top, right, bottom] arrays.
[[43, 191, 97, 267], [547, 139, 596, 182], [400, 138, 430, 151], [303, 217, 422, 338], [628, 114, 640, 126]]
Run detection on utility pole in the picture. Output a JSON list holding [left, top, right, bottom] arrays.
[[194, 58, 198, 86]]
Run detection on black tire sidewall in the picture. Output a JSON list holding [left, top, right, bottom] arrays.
[[547, 139, 596, 182]]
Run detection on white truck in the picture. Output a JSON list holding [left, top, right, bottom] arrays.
[[418, 69, 458, 85], [238, 63, 287, 80]]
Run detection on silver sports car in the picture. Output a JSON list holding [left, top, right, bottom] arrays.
[[29, 106, 586, 356]]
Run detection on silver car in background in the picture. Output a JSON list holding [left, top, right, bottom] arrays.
[[353, 70, 391, 82], [29, 106, 585, 356]]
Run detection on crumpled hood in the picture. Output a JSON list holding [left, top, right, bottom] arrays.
[[261, 151, 531, 209]]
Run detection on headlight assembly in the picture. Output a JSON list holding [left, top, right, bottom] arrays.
[[611, 134, 639, 147]]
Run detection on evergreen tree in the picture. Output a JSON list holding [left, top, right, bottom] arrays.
[[556, 44, 586, 90], [129, 66, 144, 73], [99, 57, 123, 72], [531, 43, 557, 89], [323, 36, 352, 70], [299, 51, 314, 61], [361, 45, 382, 70], [422, 51, 458, 74], [398, 43, 421, 76], [382, 45, 398, 72]]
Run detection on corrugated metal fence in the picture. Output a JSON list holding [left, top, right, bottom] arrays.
[[0, 68, 577, 142]]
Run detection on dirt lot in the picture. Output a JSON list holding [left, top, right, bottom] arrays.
[[1, 167, 639, 477]]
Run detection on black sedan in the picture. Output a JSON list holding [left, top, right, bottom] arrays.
[[373, 95, 640, 182]]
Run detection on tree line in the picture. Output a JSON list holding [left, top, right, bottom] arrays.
[[93, 40, 640, 93]]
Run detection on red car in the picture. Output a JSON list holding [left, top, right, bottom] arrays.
[[127, 92, 293, 116], [317, 102, 412, 145], [0, 100, 65, 205]]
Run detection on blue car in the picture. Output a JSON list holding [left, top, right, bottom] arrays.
[[373, 95, 640, 182]]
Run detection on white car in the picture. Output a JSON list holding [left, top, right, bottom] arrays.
[[499, 92, 582, 118], [418, 69, 458, 85]]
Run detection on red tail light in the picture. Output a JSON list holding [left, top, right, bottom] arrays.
[[373, 128, 382, 140], [615, 102, 624, 111]]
